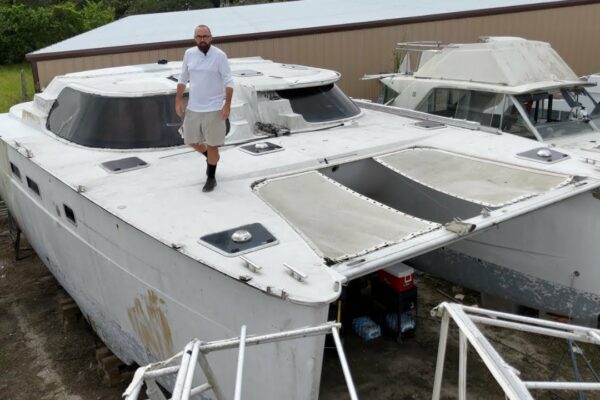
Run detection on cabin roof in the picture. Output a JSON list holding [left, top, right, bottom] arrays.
[[39, 58, 340, 98], [413, 37, 588, 90]]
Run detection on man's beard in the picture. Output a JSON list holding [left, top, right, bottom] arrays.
[[197, 43, 210, 54]]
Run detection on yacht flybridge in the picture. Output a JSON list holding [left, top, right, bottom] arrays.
[[373, 37, 600, 158], [2, 58, 600, 399]]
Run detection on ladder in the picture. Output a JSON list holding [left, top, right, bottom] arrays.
[[123, 321, 357, 400]]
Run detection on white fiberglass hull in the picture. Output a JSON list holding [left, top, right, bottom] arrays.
[[0, 147, 328, 400], [412, 190, 600, 326]]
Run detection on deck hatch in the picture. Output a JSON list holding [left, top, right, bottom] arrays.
[[254, 171, 439, 262], [516, 147, 569, 164], [199, 223, 277, 256], [101, 157, 148, 173], [232, 69, 263, 77], [239, 142, 283, 155], [375, 148, 572, 207], [413, 121, 446, 130]]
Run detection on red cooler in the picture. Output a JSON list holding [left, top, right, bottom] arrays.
[[378, 263, 415, 293]]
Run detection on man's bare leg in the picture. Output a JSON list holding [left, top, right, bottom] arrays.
[[206, 145, 220, 165], [190, 143, 209, 176]]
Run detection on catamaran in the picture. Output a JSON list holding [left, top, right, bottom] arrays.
[[1, 57, 600, 398]]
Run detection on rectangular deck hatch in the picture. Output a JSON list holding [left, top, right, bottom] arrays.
[[101, 157, 148, 173], [413, 120, 445, 130], [516, 147, 569, 164], [239, 142, 283, 155], [254, 171, 439, 263], [232, 69, 263, 77], [199, 223, 277, 256]]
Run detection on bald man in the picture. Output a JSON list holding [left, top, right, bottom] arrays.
[[176, 24, 234, 192]]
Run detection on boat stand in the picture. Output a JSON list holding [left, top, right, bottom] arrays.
[[431, 302, 600, 400], [6, 210, 33, 261], [123, 321, 358, 400]]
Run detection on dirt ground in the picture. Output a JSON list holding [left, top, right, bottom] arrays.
[[1, 209, 599, 400]]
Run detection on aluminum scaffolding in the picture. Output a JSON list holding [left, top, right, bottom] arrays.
[[431, 302, 600, 400], [123, 321, 357, 400]]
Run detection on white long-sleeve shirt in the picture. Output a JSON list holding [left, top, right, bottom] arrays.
[[178, 45, 234, 112]]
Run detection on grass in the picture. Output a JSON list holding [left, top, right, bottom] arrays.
[[0, 63, 35, 113]]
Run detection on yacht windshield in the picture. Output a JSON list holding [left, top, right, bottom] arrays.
[[276, 83, 361, 123], [513, 88, 600, 140], [47, 87, 184, 149]]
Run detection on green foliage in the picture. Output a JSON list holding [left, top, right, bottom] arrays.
[[79, 1, 115, 31], [0, 63, 34, 113], [0, 1, 114, 64]]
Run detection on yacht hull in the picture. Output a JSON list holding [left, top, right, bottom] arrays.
[[0, 146, 328, 400], [412, 190, 600, 326]]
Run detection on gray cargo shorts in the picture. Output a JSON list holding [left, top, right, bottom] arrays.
[[181, 109, 226, 146]]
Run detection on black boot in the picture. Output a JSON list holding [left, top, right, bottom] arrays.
[[203, 163, 217, 192]]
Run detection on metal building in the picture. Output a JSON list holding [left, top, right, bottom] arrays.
[[26, 0, 600, 99]]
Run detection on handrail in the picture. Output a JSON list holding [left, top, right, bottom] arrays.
[[123, 321, 357, 400], [431, 302, 600, 400]]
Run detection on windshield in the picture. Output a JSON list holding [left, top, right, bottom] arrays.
[[513, 88, 600, 140], [47, 87, 184, 149], [276, 83, 361, 123]]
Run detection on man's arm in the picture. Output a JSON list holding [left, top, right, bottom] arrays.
[[176, 83, 186, 117], [176, 52, 189, 117], [219, 52, 234, 120]]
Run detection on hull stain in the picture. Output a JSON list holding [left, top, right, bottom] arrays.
[[128, 290, 174, 359]]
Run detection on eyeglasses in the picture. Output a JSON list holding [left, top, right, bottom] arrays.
[[195, 35, 211, 40]]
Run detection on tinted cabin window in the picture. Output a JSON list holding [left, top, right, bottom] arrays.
[[276, 84, 361, 123], [47, 87, 184, 149], [417, 88, 504, 129], [500, 96, 537, 140]]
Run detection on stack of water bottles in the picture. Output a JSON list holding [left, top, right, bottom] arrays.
[[385, 312, 416, 333], [352, 316, 381, 342]]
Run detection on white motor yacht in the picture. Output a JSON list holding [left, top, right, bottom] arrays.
[[1, 58, 600, 398], [375, 37, 600, 160]]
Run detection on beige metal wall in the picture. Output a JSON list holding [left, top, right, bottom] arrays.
[[35, 3, 600, 99]]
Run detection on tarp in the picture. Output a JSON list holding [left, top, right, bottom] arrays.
[[255, 171, 439, 262], [375, 148, 572, 207]]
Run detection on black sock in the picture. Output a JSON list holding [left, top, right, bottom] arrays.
[[207, 163, 217, 179]]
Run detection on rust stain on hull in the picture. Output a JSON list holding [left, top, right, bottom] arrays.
[[128, 290, 174, 359]]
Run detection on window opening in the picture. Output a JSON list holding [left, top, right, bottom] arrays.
[[514, 88, 600, 140], [9, 162, 21, 179], [275, 84, 361, 123], [417, 88, 504, 128], [63, 204, 76, 224], [47, 87, 185, 149], [26, 177, 40, 196]]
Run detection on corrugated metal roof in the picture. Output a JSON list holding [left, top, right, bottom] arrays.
[[31, 0, 565, 55]]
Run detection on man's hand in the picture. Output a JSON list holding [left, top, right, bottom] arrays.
[[175, 98, 186, 118], [221, 103, 230, 120]]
